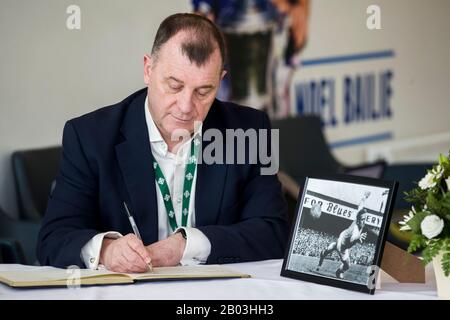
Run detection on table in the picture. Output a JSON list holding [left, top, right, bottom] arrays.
[[0, 260, 438, 300]]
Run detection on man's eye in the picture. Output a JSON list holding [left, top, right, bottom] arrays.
[[197, 90, 210, 97], [169, 85, 182, 91]]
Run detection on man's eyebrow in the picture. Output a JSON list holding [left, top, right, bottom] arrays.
[[166, 76, 183, 84], [165, 76, 215, 90], [197, 84, 214, 90]]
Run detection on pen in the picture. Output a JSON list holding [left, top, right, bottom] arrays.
[[123, 202, 153, 272]]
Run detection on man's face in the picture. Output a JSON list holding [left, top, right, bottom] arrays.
[[357, 214, 367, 229], [144, 32, 225, 143]]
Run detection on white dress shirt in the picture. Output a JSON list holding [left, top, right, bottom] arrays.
[[80, 96, 211, 269]]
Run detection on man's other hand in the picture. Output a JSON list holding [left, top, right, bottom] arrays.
[[360, 232, 367, 242], [146, 232, 186, 267], [99, 234, 152, 273]]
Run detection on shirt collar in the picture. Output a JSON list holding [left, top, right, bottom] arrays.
[[145, 96, 165, 144]]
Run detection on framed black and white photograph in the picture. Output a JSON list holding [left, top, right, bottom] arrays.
[[281, 175, 398, 294]]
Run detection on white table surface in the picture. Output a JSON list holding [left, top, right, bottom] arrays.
[[0, 259, 438, 300]]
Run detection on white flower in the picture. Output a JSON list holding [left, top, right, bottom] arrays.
[[399, 206, 416, 231], [432, 165, 444, 179], [418, 165, 446, 190], [418, 172, 437, 190], [420, 215, 444, 239]]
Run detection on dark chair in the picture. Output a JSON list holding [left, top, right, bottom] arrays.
[[3, 146, 61, 265], [272, 116, 386, 181], [383, 163, 432, 210], [272, 116, 386, 223], [12, 146, 62, 220], [272, 116, 344, 183], [0, 238, 26, 264], [0, 207, 41, 264]]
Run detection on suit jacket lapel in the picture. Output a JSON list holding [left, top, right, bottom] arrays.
[[115, 91, 159, 244], [195, 101, 227, 226]]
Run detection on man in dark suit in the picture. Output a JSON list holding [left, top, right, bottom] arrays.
[[37, 13, 288, 273]]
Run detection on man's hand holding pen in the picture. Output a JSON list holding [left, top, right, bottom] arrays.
[[99, 234, 152, 273], [98, 202, 187, 273], [99, 233, 186, 273]]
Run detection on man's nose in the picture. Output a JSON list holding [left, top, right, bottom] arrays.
[[177, 90, 194, 114]]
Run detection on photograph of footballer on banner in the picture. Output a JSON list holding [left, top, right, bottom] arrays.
[[281, 175, 398, 294]]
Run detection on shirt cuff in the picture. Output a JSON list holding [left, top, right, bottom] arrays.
[[175, 227, 211, 266], [80, 231, 123, 269]]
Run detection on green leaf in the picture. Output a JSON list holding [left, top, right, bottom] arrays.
[[427, 192, 440, 207], [426, 192, 448, 218], [441, 191, 450, 205], [421, 239, 443, 265], [441, 193, 450, 209], [404, 188, 427, 207], [407, 234, 427, 254], [439, 154, 449, 166], [407, 211, 429, 234], [441, 239, 450, 277], [442, 253, 450, 277]]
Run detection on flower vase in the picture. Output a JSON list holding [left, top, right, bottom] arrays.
[[432, 252, 450, 299]]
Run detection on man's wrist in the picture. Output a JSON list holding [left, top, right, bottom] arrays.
[[99, 238, 115, 265], [174, 231, 187, 262], [177, 227, 211, 265]]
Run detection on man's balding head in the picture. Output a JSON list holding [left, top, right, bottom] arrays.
[[151, 13, 226, 69]]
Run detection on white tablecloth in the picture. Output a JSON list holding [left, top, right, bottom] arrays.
[[0, 260, 438, 300]]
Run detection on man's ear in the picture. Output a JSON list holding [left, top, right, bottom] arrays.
[[144, 54, 153, 85]]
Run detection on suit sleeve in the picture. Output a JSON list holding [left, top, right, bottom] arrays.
[[197, 113, 289, 264], [37, 121, 100, 268]]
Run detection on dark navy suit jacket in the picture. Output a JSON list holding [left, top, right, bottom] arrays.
[[37, 88, 289, 268]]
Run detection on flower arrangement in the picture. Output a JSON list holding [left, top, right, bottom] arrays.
[[399, 151, 450, 276]]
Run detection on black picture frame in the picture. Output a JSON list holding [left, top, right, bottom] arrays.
[[280, 174, 398, 295]]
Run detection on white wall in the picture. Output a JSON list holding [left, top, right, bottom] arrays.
[[0, 0, 190, 217]]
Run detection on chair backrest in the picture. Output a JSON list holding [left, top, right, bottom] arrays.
[[271, 116, 343, 182], [12, 146, 62, 220], [0, 207, 41, 265], [382, 163, 432, 209], [345, 160, 387, 179], [0, 238, 27, 264]]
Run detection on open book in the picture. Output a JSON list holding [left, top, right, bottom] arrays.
[[0, 265, 250, 288]]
